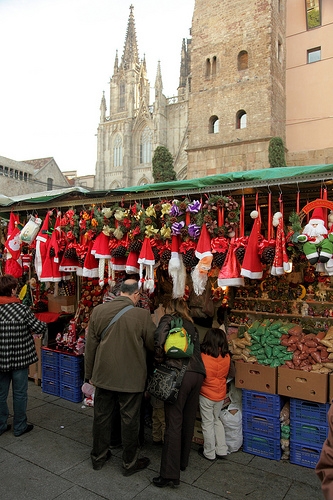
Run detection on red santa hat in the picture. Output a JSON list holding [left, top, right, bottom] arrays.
[[309, 207, 325, 226], [34, 211, 52, 279], [40, 212, 62, 282], [240, 211, 263, 280], [82, 239, 99, 278], [271, 212, 291, 275], [91, 232, 111, 258], [218, 239, 245, 287], [4, 212, 22, 278], [138, 237, 155, 293], [195, 224, 213, 260], [168, 235, 186, 298], [125, 251, 140, 274]]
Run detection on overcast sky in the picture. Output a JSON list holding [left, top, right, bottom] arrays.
[[0, 0, 195, 177]]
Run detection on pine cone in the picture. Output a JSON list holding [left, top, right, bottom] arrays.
[[212, 251, 227, 268], [261, 246, 275, 265], [111, 245, 127, 257], [64, 247, 77, 259], [152, 246, 160, 263], [182, 249, 199, 269], [235, 246, 246, 264], [160, 249, 171, 264], [128, 240, 142, 253]]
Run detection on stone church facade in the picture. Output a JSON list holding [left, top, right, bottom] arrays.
[[95, 1, 333, 189]]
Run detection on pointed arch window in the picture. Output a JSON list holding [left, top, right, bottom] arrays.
[[113, 134, 123, 167], [140, 127, 152, 164], [238, 51, 248, 71], [119, 81, 125, 110], [205, 58, 211, 78], [209, 115, 219, 134], [236, 110, 247, 129], [212, 56, 217, 76]]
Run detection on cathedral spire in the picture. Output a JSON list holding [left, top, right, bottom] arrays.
[[155, 61, 163, 94], [114, 50, 119, 73], [121, 4, 139, 70]]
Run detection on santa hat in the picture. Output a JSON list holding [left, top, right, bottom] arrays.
[[168, 235, 186, 298], [240, 211, 263, 280], [4, 212, 22, 278], [195, 224, 213, 260], [111, 256, 127, 271], [271, 212, 291, 276], [82, 240, 99, 278], [309, 207, 325, 225], [218, 239, 245, 287], [138, 237, 155, 293], [35, 211, 52, 279], [40, 212, 62, 282], [125, 251, 140, 274], [91, 232, 111, 258]]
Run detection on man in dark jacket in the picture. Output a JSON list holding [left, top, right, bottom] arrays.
[[316, 402, 333, 499], [85, 279, 156, 474], [0, 274, 47, 437]]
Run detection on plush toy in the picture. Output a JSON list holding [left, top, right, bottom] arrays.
[[297, 207, 333, 265]]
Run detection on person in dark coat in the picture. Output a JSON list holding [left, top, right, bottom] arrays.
[[85, 279, 156, 474], [152, 297, 205, 488], [0, 274, 47, 437], [316, 402, 333, 499]]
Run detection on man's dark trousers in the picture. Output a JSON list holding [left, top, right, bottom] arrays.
[[91, 387, 143, 469]]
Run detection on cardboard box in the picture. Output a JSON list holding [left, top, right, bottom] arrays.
[[28, 335, 42, 385], [234, 361, 277, 394], [328, 373, 333, 403], [278, 366, 328, 404], [47, 295, 76, 314]]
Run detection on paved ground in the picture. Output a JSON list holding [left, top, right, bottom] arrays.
[[0, 380, 324, 500]]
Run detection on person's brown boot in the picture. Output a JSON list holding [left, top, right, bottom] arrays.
[[123, 457, 150, 476]]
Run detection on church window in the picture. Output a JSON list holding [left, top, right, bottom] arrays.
[[140, 127, 152, 164], [4, 167, 8, 176], [9, 169, 13, 178], [236, 110, 247, 129], [205, 58, 211, 78], [24, 172, 27, 182], [212, 56, 217, 76], [14, 170, 18, 179], [47, 178, 53, 190], [0, 166, 3, 175], [113, 134, 123, 167], [119, 82, 125, 110], [209, 116, 219, 134], [19, 171, 23, 181], [306, 0, 321, 30], [238, 51, 248, 71], [139, 177, 148, 186]]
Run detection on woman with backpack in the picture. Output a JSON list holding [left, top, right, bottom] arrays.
[[152, 297, 205, 488]]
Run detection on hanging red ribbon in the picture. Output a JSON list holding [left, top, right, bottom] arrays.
[[296, 191, 300, 214], [240, 195, 245, 237], [185, 211, 190, 225], [267, 191, 272, 241], [218, 207, 224, 227], [323, 188, 328, 225]]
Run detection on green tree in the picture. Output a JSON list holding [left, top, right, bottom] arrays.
[[268, 137, 286, 168], [152, 146, 177, 183]]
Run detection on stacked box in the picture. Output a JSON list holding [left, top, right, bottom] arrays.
[[59, 353, 84, 403], [290, 398, 329, 469], [242, 390, 283, 460], [41, 348, 60, 396]]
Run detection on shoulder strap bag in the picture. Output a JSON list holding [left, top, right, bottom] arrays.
[[100, 304, 134, 340]]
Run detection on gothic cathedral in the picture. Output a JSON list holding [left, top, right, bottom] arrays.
[[95, 2, 286, 189]]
